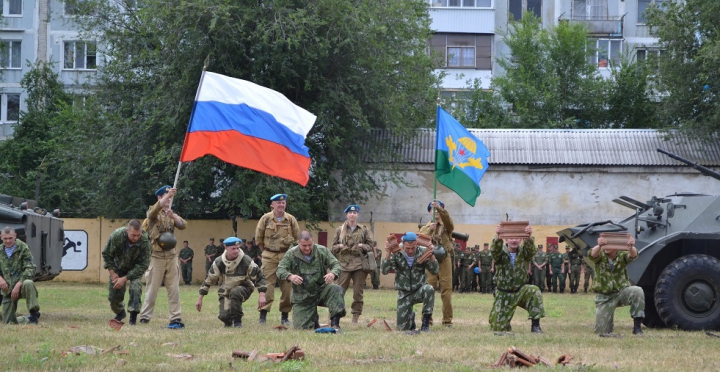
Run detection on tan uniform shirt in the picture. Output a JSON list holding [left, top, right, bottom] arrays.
[[255, 211, 299, 252], [142, 200, 187, 258], [418, 208, 455, 254], [331, 223, 374, 271]]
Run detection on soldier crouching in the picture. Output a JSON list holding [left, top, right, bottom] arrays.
[[276, 231, 346, 330], [381, 232, 439, 332], [195, 237, 267, 328]]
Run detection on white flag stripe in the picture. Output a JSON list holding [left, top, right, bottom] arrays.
[[198, 72, 317, 137]]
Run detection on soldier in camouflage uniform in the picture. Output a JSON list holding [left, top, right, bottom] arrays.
[[583, 260, 595, 293], [331, 204, 374, 324], [545, 245, 553, 293], [277, 231, 346, 330], [548, 245, 565, 293], [371, 241, 382, 289], [590, 236, 645, 335], [453, 247, 464, 292], [470, 245, 479, 292], [179, 241, 194, 285], [0, 226, 41, 324], [255, 193, 300, 325], [246, 238, 263, 267], [102, 220, 151, 325], [531, 245, 547, 292], [567, 246, 583, 294], [196, 237, 267, 328], [478, 243, 494, 294], [459, 248, 475, 293], [381, 232, 438, 332], [418, 200, 454, 325], [489, 223, 544, 334], [205, 238, 218, 275], [139, 186, 187, 328]]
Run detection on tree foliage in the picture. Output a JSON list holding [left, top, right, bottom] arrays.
[[646, 0, 720, 140], [55, 0, 438, 220]]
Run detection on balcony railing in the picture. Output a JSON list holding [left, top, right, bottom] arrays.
[[558, 13, 625, 37]]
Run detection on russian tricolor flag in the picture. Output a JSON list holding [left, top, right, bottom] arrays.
[[179, 72, 317, 186]]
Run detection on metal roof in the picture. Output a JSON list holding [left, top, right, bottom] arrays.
[[378, 128, 720, 166]]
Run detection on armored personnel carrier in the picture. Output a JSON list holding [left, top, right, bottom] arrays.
[[557, 149, 720, 331], [0, 194, 64, 281]]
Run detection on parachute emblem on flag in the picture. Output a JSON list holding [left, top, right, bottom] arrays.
[[445, 135, 484, 171]]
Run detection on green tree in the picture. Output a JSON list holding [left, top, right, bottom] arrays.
[[646, 0, 720, 139], [605, 52, 657, 128], [63, 0, 438, 220]]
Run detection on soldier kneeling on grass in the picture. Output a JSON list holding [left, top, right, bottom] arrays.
[[0, 226, 41, 325], [589, 236, 644, 336], [196, 237, 267, 328], [381, 232, 438, 332]]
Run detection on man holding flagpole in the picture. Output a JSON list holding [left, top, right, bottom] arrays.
[[419, 200, 455, 327]]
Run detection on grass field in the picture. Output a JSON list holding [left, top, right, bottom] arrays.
[[0, 282, 716, 371]]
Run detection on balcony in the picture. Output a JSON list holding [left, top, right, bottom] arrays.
[[429, 7, 495, 34], [559, 14, 625, 37]]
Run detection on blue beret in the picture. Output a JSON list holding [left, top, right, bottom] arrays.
[[223, 237, 242, 246], [402, 232, 417, 242], [270, 194, 288, 201], [427, 200, 445, 212], [155, 185, 172, 196], [344, 204, 360, 213]]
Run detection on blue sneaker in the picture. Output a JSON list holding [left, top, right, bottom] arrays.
[[167, 319, 185, 329]]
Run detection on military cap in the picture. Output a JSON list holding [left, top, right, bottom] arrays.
[[538, 244, 543, 248], [483, 242, 489, 246], [344, 204, 360, 213], [270, 194, 288, 201], [223, 237, 242, 246], [155, 185, 172, 196], [474, 244, 480, 248], [402, 232, 417, 242], [427, 200, 445, 212]]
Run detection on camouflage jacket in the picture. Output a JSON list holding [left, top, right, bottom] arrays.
[[548, 252, 565, 270], [255, 212, 299, 252], [101, 227, 151, 281], [381, 245, 439, 292], [331, 222, 374, 271], [562, 252, 570, 270], [568, 249, 583, 269], [491, 237, 535, 291], [205, 244, 218, 259], [277, 244, 340, 304], [143, 200, 187, 258], [533, 252, 548, 267], [0, 240, 36, 295], [478, 250, 493, 267], [418, 208, 455, 255], [179, 247, 194, 262], [589, 250, 635, 294], [200, 250, 267, 297]]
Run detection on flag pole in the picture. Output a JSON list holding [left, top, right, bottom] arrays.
[[432, 97, 441, 223], [169, 56, 211, 209]]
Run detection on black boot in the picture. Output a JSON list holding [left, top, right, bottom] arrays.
[[114, 309, 126, 321], [409, 311, 416, 331], [28, 311, 41, 324], [233, 317, 243, 328], [560, 288, 565, 294], [129, 312, 138, 325], [584, 288, 588, 293], [313, 313, 320, 329], [633, 317, 644, 335], [259, 310, 267, 324], [281, 312, 291, 326], [531, 319, 543, 333], [330, 315, 341, 330], [421, 314, 432, 332]]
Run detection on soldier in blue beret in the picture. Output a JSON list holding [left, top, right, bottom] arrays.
[[331, 204, 374, 324], [270, 194, 287, 202]]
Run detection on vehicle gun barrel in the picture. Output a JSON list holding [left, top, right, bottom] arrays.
[[658, 148, 720, 181]]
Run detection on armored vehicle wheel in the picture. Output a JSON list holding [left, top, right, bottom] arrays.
[[655, 254, 720, 331]]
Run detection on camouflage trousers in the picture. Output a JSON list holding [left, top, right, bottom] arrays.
[[551, 270, 566, 292], [292, 283, 346, 330], [584, 267, 595, 291], [480, 267, 493, 292], [532, 267, 546, 291], [371, 258, 382, 287], [489, 285, 545, 332], [594, 286, 645, 334], [181, 263, 193, 285], [396, 284, 435, 331], [569, 267, 581, 290], [108, 278, 142, 315], [461, 267, 474, 289], [217, 286, 254, 325], [2, 280, 40, 324]]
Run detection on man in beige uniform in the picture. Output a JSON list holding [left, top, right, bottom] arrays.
[[418, 200, 454, 326], [139, 185, 187, 329], [255, 193, 299, 325]]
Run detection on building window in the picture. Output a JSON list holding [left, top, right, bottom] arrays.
[[432, 0, 493, 7], [0, 40, 21, 69], [638, 0, 666, 24], [2, 93, 20, 122], [430, 33, 492, 69], [572, 0, 608, 19], [1, 0, 22, 16], [64, 41, 97, 70], [590, 39, 622, 68], [509, 0, 542, 21], [65, 0, 93, 16]]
